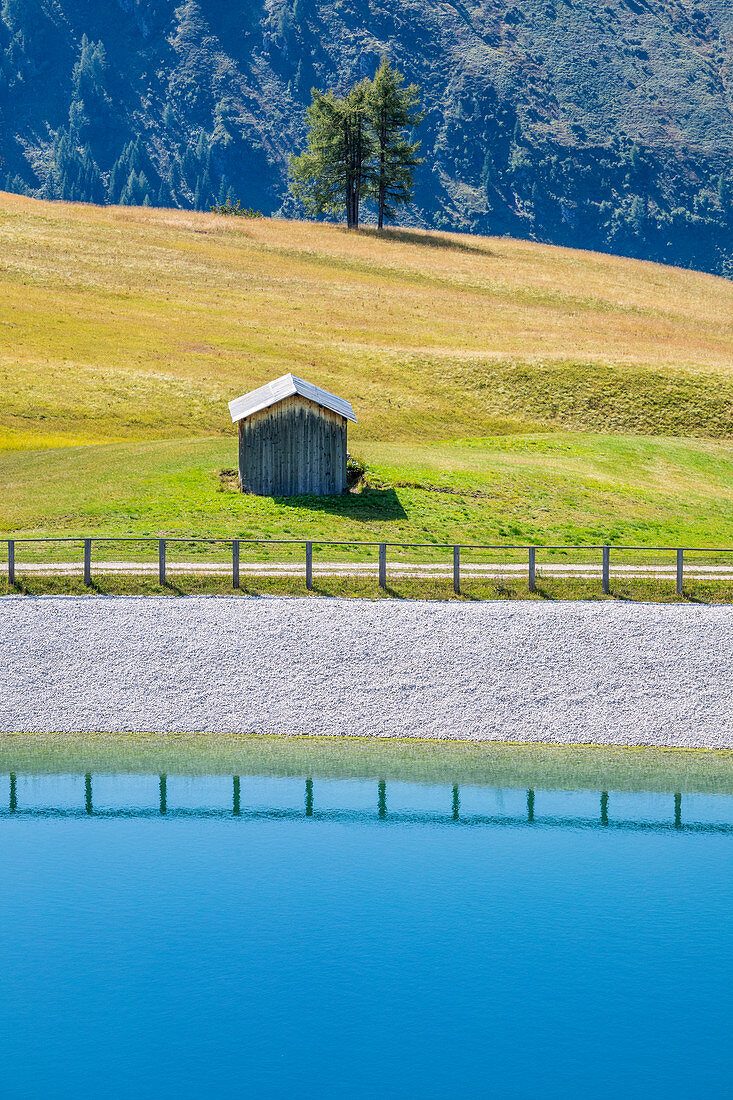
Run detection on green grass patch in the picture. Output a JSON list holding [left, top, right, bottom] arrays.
[[3, 573, 733, 603], [2, 198, 733, 558], [0, 733, 730, 795], [2, 433, 733, 554]]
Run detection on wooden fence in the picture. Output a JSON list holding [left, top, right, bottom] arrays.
[[4, 536, 733, 595]]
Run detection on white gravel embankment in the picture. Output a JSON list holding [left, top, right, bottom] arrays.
[[1, 596, 732, 748]]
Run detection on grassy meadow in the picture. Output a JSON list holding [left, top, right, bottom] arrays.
[[2, 191, 733, 578]]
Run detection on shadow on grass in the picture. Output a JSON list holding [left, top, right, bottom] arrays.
[[531, 583, 606, 602], [531, 585, 556, 601], [679, 589, 708, 604], [161, 580, 186, 595], [303, 580, 405, 599], [278, 487, 407, 523], [357, 226, 494, 257]]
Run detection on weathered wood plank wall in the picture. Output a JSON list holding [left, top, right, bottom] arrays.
[[238, 394, 347, 496]]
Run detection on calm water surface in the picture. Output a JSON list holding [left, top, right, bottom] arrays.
[[0, 747, 731, 1099]]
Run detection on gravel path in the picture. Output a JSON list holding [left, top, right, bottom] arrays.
[[1, 596, 732, 747]]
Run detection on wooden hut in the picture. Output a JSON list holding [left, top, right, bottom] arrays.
[[228, 373, 357, 496]]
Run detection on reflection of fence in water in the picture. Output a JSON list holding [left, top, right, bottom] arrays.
[[3, 774, 732, 834]]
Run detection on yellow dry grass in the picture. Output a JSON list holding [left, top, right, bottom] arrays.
[[2, 192, 733, 450]]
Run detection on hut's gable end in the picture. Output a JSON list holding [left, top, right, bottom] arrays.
[[229, 373, 356, 425], [238, 394, 347, 497]]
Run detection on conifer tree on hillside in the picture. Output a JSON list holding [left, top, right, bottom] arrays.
[[290, 63, 422, 229], [343, 80, 375, 228], [290, 80, 375, 229], [368, 58, 424, 230]]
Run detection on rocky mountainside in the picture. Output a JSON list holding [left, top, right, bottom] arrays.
[[2, 0, 732, 274]]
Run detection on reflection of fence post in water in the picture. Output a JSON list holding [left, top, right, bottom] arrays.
[[1, 772, 725, 835]]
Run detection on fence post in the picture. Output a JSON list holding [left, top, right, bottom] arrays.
[[676, 548, 683, 596], [7, 540, 14, 586], [232, 539, 240, 589], [83, 538, 92, 586], [453, 545, 460, 595], [305, 541, 313, 591], [379, 543, 387, 590], [158, 539, 166, 586], [528, 547, 536, 593], [602, 545, 610, 595]]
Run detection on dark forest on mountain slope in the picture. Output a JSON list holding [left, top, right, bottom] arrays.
[[2, 0, 732, 274]]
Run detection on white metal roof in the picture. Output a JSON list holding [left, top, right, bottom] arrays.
[[228, 373, 357, 424]]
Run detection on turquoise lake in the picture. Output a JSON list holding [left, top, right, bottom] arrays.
[[0, 736, 731, 1098]]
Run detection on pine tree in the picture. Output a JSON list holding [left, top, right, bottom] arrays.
[[290, 80, 375, 228], [119, 170, 136, 205], [50, 129, 104, 203], [119, 168, 149, 206], [169, 159, 182, 199], [201, 169, 213, 206], [68, 97, 86, 139], [367, 58, 423, 230], [68, 36, 109, 145], [630, 194, 645, 235], [343, 80, 374, 228], [181, 143, 198, 183], [108, 152, 128, 203]]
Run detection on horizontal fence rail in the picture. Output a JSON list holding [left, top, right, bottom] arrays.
[[3, 536, 733, 595]]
